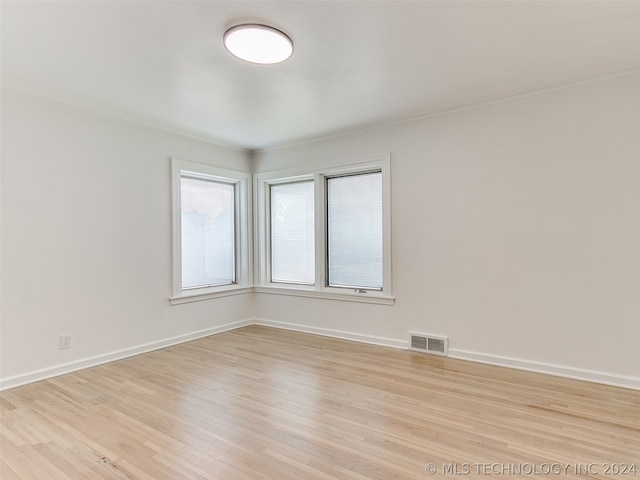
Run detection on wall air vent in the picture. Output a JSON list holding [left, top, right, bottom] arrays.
[[409, 333, 448, 356]]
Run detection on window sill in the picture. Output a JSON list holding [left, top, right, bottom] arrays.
[[170, 286, 253, 305], [170, 285, 395, 306], [253, 285, 395, 305]]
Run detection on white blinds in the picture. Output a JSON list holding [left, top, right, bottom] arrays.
[[270, 181, 315, 284], [180, 176, 235, 289], [327, 172, 383, 290]]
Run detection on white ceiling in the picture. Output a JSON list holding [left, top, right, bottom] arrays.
[[2, 1, 640, 151]]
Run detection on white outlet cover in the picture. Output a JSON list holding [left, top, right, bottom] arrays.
[[60, 335, 72, 349]]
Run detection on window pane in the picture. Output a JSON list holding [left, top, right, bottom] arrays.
[[327, 172, 382, 289], [271, 181, 315, 284], [181, 176, 235, 289]]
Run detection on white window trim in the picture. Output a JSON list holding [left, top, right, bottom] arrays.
[[254, 154, 394, 305], [170, 158, 252, 305]]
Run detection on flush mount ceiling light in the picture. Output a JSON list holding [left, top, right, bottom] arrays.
[[223, 24, 293, 65]]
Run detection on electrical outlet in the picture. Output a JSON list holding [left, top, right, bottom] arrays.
[[60, 335, 72, 349]]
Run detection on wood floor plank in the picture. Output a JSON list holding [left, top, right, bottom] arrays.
[[1, 325, 638, 479]]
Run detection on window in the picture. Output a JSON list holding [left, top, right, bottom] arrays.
[[255, 155, 392, 304], [171, 158, 251, 303], [181, 176, 235, 289], [327, 172, 383, 290], [270, 181, 315, 284]]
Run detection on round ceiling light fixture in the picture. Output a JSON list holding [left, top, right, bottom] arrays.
[[223, 24, 293, 65]]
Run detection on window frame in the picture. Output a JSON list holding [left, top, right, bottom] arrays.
[[254, 155, 393, 305], [171, 158, 252, 305]]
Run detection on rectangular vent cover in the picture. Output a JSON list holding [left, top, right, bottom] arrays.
[[409, 333, 448, 356]]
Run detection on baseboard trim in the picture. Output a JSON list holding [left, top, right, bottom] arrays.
[[0, 319, 253, 391], [253, 318, 407, 350], [255, 320, 639, 390], [449, 348, 640, 391], [3, 318, 638, 392]]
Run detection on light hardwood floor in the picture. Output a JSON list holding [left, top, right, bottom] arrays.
[[1, 325, 638, 479]]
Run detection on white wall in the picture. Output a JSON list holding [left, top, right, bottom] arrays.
[[3, 73, 639, 390], [0, 89, 254, 384], [253, 74, 640, 385]]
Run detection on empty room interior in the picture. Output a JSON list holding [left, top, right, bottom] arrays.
[[1, 1, 639, 479]]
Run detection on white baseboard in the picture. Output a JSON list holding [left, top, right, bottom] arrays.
[[253, 318, 407, 349], [449, 348, 640, 391], [3, 318, 638, 392], [0, 318, 253, 391], [254, 319, 639, 390]]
